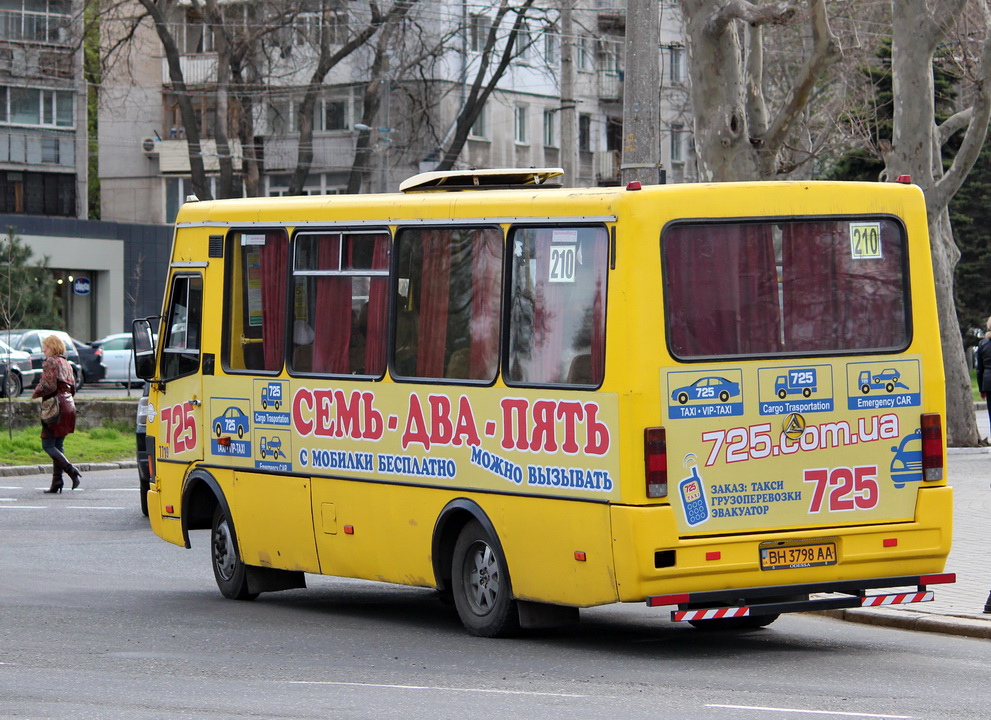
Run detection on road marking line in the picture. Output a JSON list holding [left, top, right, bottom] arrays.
[[65, 506, 126, 510], [287, 681, 591, 698], [0, 506, 46, 509], [706, 705, 913, 719]]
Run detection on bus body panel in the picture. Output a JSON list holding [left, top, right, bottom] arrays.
[[610, 486, 951, 601], [309, 481, 619, 606], [143, 179, 952, 626]]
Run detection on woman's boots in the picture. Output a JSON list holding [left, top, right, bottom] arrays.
[[44, 472, 64, 494]]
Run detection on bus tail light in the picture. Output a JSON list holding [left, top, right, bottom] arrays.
[[645, 427, 667, 498], [920, 413, 943, 481]]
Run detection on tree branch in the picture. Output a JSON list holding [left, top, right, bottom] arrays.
[[932, 7, 991, 210], [762, 0, 841, 155], [705, 0, 797, 38]]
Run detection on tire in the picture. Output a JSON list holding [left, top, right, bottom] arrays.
[[861, 384, 871, 394], [214, 422, 222, 437], [677, 392, 689, 404], [689, 613, 779, 631], [777, 390, 787, 399], [802, 388, 812, 398], [139, 477, 149, 517], [211, 505, 257, 601], [3, 371, 22, 398], [885, 382, 894, 393], [74, 367, 84, 391], [451, 520, 519, 637], [237, 425, 244, 439], [719, 390, 730, 402]]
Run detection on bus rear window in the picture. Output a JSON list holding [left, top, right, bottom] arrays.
[[663, 218, 909, 358]]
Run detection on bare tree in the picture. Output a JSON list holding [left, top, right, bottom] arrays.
[[433, 0, 538, 172], [680, 0, 841, 181], [881, 0, 991, 446], [680, 0, 991, 446]]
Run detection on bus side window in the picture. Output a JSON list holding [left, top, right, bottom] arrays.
[[161, 274, 202, 381], [290, 230, 389, 377], [228, 230, 289, 373], [392, 226, 502, 382], [506, 225, 608, 387]]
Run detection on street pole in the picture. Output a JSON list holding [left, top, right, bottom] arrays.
[[621, 0, 660, 186], [560, 0, 579, 186]]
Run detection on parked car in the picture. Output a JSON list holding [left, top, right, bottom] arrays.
[[0, 329, 84, 389], [72, 337, 107, 385], [0, 339, 37, 398], [92, 332, 142, 387], [136, 381, 151, 517]]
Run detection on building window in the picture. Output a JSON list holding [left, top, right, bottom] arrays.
[[670, 123, 684, 163], [578, 114, 591, 152], [322, 98, 348, 131], [514, 105, 528, 144], [669, 46, 683, 83], [544, 27, 559, 66], [469, 103, 488, 139], [514, 21, 531, 62], [543, 110, 556, 148], [2, 86, 73, 128], [470, 13, 491, 52], [577, 35, 593, 71], [599, 38, 619, 75]]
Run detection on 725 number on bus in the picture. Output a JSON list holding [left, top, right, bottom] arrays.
[[804, 465, 879, 513], [160, 402, 198, 454]]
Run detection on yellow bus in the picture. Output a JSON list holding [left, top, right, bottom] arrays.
[[133, 168, 954, 637]]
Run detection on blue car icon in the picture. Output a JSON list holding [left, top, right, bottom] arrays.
[[213, 406, 248, 439], [889, 429, 922, 488], [672, 376, 741, 405]]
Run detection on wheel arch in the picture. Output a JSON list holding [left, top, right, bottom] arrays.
[[180, 468, 228, 549], [431, 498, 507, 596]]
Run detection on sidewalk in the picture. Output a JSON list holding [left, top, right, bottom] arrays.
[[2, 412, 989, 640], [827, 404, 991, 639]]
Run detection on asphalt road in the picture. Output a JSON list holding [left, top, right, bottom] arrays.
[[2, 468, 991, 720]]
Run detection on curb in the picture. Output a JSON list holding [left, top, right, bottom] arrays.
[[820, 608, 991, 640], [0, 460, 138, 478]]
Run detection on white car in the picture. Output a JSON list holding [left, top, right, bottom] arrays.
[[93, 332, 143, 387]]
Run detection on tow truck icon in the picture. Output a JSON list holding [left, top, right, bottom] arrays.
[[857, 369, 909, 394], [260, 436, 285, 460]]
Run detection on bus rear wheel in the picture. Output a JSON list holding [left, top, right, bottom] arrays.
[[211, 505, 257, 601], [451, 520, 519, 637]]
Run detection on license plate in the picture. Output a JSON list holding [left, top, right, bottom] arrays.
[[760, 541, 837, 571]]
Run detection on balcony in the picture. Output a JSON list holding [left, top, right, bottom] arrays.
[[0, 9, 72, 44]]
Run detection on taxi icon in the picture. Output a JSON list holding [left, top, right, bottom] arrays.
[[671, 376, 740, 404]]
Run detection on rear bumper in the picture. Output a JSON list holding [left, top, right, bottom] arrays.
[[647, 572, 956, 622]]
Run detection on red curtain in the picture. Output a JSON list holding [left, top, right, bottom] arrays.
[[782, 222, 904, 351], [312, 235, 351, 373], [364, 234, 390, 375], [469, 228, 502, 380], [532, 230, 566, 382], [590, 275, 605, 383], [664, 224, 780, 357], [417, 230, 451, 377], [259, 232, 287, 371]]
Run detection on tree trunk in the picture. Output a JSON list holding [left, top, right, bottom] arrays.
[[885, 0, 986, 446]]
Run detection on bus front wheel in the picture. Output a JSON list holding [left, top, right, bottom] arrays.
[[211, 505, 258, 601], [451, 520, 519, 638]]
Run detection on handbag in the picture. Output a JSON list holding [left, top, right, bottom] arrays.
[[40, 395, 60, 425]]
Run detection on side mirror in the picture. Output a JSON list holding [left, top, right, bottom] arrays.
[[132, 317, 158, 380]]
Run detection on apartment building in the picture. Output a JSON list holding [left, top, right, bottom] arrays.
[[98, 0, 695, 226]]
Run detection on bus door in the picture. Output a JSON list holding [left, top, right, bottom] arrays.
[[154, 273, 206, 496]]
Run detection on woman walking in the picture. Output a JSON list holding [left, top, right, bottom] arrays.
[[32, 334, 82, 493]]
